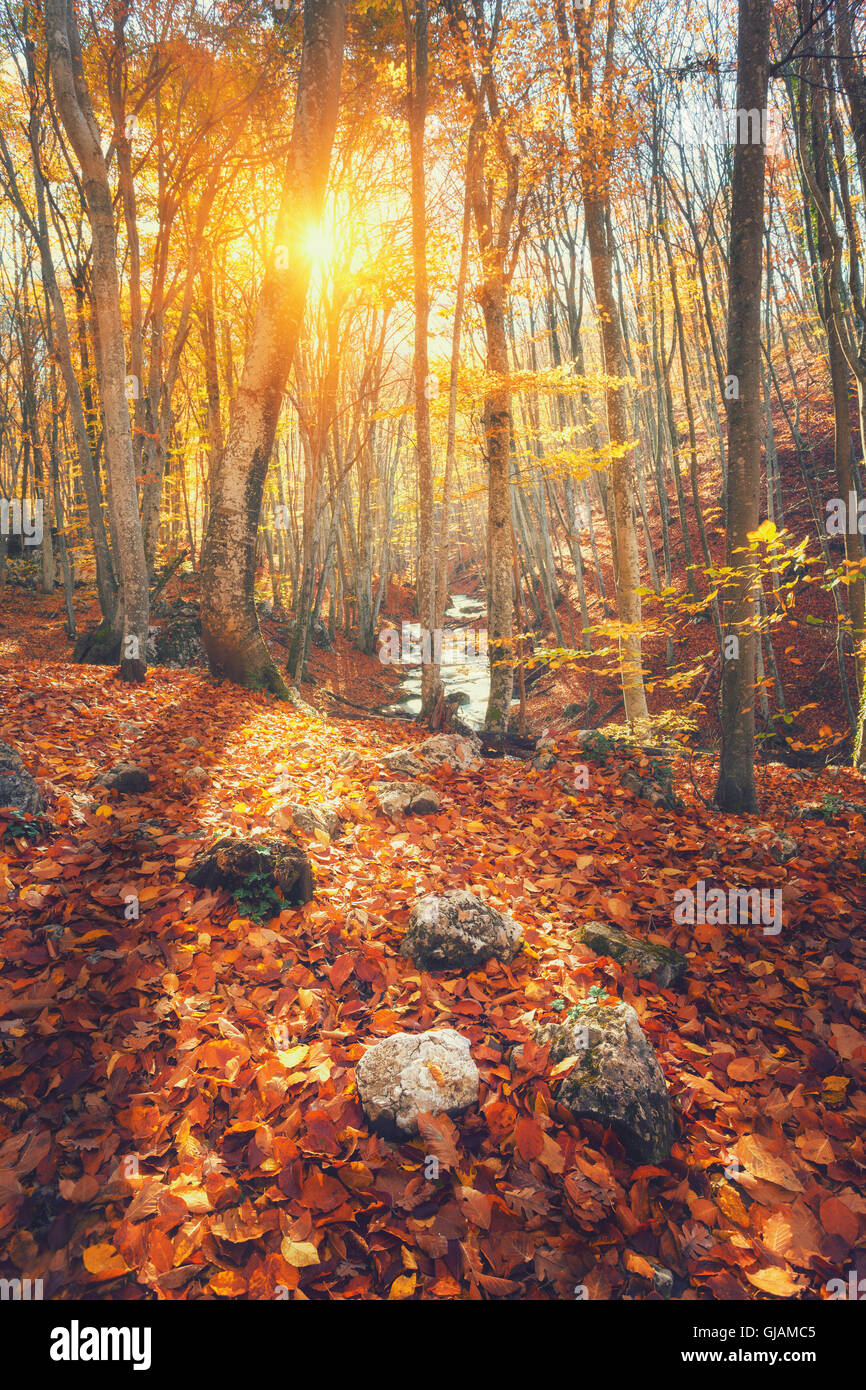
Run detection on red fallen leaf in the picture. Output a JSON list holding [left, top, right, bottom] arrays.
[[207, 1269, 248, 1297], [727, 1057, 758, 1082], [760, 1203, 821, 1268], [416, 1111, 460, 1170], [456, 1186, 493, 1229], [514, 1116, 545, 1161], [82, 1242, 129, 1279], [298, 1170, 347, 1212], [623, 1248, 655, 1280], [476, 1273, 521, 1296], [736, 1134, 803, 1192], [16, 1129, 51, 1175], [329, 953, 354, 988], [58, 1174, 100, 1203], [746, 1266, 804, 1297], [819, 1195, 860, 1243]]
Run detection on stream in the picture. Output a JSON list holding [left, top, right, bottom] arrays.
[[383, 594, 491, 729]]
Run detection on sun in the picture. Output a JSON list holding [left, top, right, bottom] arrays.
[[303, 222, 333, 265]]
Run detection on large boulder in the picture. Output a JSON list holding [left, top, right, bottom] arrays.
[[401, 889, 522, 972], [534, 1002, 674, 1164], [185, 833, 313, 907], [0, 742, 43, 815], [418, 732, 482, 772], [372, 781, 441, 818], [574, 920, 687, 990], [356, 1028, 479, 1138]]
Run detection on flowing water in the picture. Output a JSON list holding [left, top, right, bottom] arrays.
[[383, 593, 490, 728]]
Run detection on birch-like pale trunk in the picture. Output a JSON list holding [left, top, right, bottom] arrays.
[[200, 0, 346, 694], [45, 0, 148, 680]]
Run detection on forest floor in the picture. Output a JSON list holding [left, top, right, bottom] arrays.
[[0, 647, 865, 1300], [1, 371, 865, 1300]]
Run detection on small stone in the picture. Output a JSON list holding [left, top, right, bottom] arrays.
[[533, 750, 556, 770], [648, 1260, 674, 1298], [382, 748, 426, 778], [401, 889, 522, 972], [96, 762, 150, 794], [574, 920, 687, 989], [621, 769, 681, 812], [276, 801, 342, 840], [533, 1001, 674, 1164], [743, 825, 798, 863], [355, 1028, 479, 1138], [0, 742, 43, 816], [372, 781, 441, 818], [182, 766, 209, 794], [418, 732, 482, 772]]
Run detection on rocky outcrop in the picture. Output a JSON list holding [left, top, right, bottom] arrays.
[[382, 749, 427, 778], [401, 890, 522, 972], [147, 600, 206, 669], [274, 801, 343, 840], [742, 825, 798, 863], [96, 762, 150, 794], [418, 732, 482, 772], [355, 1028, 479, 1138]]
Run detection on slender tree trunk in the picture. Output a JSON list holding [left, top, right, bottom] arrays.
[[555, 0, 649, 726], [714, 0, 770, 812], [45, 0, 147, 681], [403, 0, 441, 717], [200, 0, 346, 694]]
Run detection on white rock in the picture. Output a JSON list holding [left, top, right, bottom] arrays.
[[418, 732, 482, 772], [401, 889, 523, 971], [355, 1028, 479, 1137], [373, 781, 441, 818]]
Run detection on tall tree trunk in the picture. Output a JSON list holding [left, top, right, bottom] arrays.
[[200, 0, 346, 694], [45, 0, 147, 680], [403, 0, 442, 718], [714, 0, 770, 812], [555, 0, 649, 727]]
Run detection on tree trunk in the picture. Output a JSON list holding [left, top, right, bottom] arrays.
[[403, 0, 442, 718], [200, 0, 346, 694], [45, 0, 148, 680], [714, 0, 770, 812]]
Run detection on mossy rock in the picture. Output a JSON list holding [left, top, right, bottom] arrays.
[[73, 622, 121, 666], [573, 920, 687, 989], [185, 833, 313, 907], [533, 1002, 674, 1164]]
